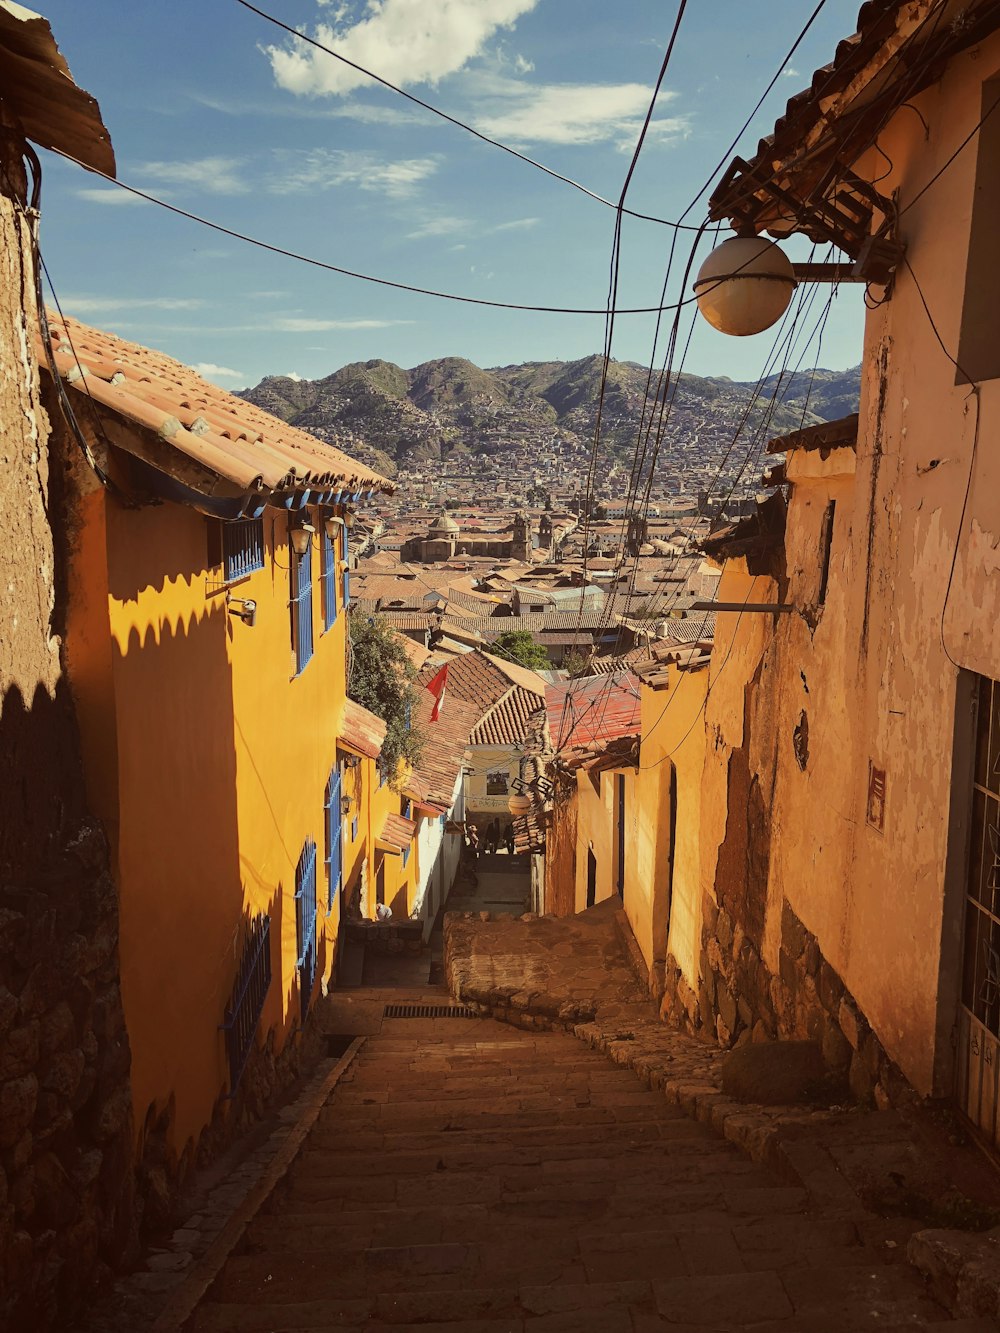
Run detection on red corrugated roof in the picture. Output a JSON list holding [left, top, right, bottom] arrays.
[[545, 672, 642, 753]]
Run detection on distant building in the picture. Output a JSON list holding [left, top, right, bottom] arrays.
[[400, 509, 535, 563]]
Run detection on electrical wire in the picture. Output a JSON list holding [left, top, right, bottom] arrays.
[[48, 150, 727, 318], [233, 0, 701, 233]]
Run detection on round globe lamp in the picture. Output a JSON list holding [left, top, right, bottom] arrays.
[[694, 235, 796, 337], [507, 793, 532, 817]]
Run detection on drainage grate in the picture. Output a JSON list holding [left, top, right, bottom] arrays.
[[382, 1003, 478, 1019]]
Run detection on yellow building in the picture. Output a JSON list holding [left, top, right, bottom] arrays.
[[43, 313, 392, 1176]]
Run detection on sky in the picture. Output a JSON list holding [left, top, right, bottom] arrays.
[[37, 0, 867, 390]]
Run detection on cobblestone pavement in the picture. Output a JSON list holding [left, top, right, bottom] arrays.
[[182, 1009, 981, 1331], [444, 904, 1000, 1326]]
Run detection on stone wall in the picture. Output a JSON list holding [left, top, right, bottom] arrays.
[[0, 821, 136, 1330], [660, 892, 915, 1112], [0, 137, 137, 1329]]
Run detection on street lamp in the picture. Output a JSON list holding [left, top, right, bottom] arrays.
[[693, 235, 797, 337]]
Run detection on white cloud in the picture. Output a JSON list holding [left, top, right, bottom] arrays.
[[271, 317, 413, 332], [265, 0, 539, 97], [405, 215, 468, 240], [271, 148, 438, 198], [192, 362, 245, 381], [62, 296, 206, 314], [283, 371, 304, 381], [783, 67, 800, 78], [137, 156, 249, 195], [76, 187, 144, 206], [473, 79, 688, 150], [493, 216, 539, 232]]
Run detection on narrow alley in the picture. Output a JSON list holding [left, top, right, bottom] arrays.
[[180, 1000, 969, 1333]]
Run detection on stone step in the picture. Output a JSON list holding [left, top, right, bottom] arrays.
[[291, 1132, 735, 1179], [314, 1115, 699, 1155]]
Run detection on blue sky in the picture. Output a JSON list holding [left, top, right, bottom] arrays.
[[38, 0, 866, 390]]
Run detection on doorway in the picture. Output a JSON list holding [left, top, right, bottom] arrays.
[[955, 672, 1000, 1149], [586, 847, 597, 908]]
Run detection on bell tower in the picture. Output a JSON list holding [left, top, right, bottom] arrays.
[[511, 512, 532, 562]]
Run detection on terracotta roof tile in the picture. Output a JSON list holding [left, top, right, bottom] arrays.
[[339, 699, 387, 760], [40, 312, 392, 505], [406, 690, 480, 811], [470, 687, 543, 747], [378, 811, 417, 852]]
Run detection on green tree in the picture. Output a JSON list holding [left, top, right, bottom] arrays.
[[561, 649, 593, 679], [348, 612, 424, 786], [490, 629, 550, 671]]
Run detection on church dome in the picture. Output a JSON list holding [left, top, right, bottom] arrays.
[[429, 512, 460, 536]]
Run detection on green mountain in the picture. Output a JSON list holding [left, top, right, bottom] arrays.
[[238, 356, 861, 476]]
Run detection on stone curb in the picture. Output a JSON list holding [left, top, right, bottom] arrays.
[[907, 1227, 1000, 1323], [454, 991, 845, 1202], [148, 1037, 366, 1333]]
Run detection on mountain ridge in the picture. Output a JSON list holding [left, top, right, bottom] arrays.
[[238, 356, 861, 478]]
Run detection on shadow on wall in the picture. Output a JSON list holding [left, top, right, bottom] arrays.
[[110, 599, 249, 1215], [0, 680, 135, 1331]]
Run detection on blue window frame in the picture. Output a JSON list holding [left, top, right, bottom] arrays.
[[402, 798, 412, 869], [222, 518, 265, 582], [378, 757, 386, 788], [325, 766, 343, 913], [342, 527, 350, 610], [290, 536, 314, 675], [321, 524, 338, 632], [294, 839, 318, 1021], [220, 913, 271, 1095]]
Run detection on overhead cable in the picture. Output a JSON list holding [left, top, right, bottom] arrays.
[[232, 0, 699, 232]]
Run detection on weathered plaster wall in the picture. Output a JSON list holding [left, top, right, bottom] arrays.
[[629, 663, 707, 991], [0, 153, 135, 1327], [572, 767, 635, 913], [666, 33, 1000, 1100]]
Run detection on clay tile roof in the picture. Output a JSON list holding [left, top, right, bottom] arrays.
[[418, 650, 512, 716], [39, 312, 393, 506], [406, 690, 480, 811], [0, 3, 115, 176], [545, 671, 643, 753], [393, 633, 431, 670], [470, 687, 545, 747], [378, 811, 417, 853], [338, 698, 387, 761]]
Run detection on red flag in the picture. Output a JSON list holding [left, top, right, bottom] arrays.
[[427, 664, 448, 722]]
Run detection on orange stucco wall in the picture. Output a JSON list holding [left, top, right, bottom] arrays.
[[67, 494, 355, 1158]]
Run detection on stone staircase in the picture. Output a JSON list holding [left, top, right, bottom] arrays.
[[187, 1007, 984, 1332]]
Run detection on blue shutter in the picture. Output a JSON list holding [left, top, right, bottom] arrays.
[[291, 538, 314, 674], [294, 839, 318, 1020], [325, 767, 343, 912], [342, 527, 350, 609], [321, 526, 338, 631]]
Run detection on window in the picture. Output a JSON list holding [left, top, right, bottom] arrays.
[[378, 757, 387, 788], [294, 839, 318, 1021], [486, 769, 509, 796], [958, 76, 1000, 383], [324, 766, 343, 913], [220, 913, 271, 1095], [290, 534, 314, 675], [222, 518, 265, 582], [817, 500, 836, 606], [342, 526, 351, 610], [321, 523, 338, 632], [351, 815, 359, 842], [402, 798, 412, 868]]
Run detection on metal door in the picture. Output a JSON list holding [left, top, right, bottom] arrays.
[[956, 674, 1000, 1147]]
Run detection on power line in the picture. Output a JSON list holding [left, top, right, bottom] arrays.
[[232, 0, 701, 233], [48, 151, 719, 318]]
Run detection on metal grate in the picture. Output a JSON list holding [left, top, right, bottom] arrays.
[[382, 1003, 478, 1019], [321, 525, 338, 631], [291, 538, 314, 675], [220, 914, 272, 1096], [222, 518, 265, 582]]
